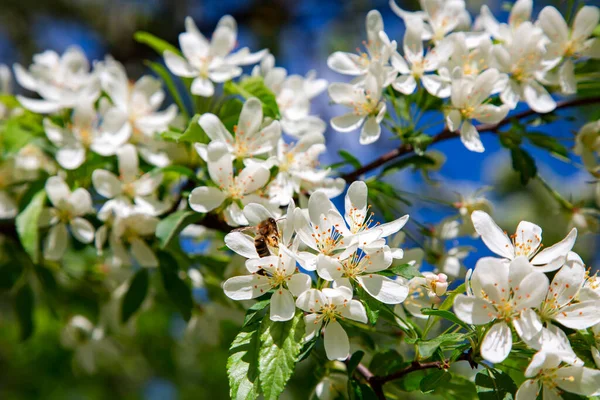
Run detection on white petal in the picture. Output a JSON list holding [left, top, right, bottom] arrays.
[[549, 259, 585, 307], [555, 366, 600, 396], [324, 321, 349, 360], [357, 274, 408, 304], [480, 321, 512, 364], [516, 380, 541, 400], [327, 52, 365, 75], [572, 6, 600, 41], [237, 164, 270, 194], [513, 271, 549, 309], [330, 113, 364, 132], [242, 203, 273, 226], [538, 6, 568, 43], [238, 97, 263, 136], [224, 232, 259, 258], [163, 50, 197, 77], [191, 77, 215, 97], [453, 295, 495, 325], [44, 222, 69, 261], [70, 217, 95, 244], [421, 75, 451, 98], [523, 81, 556, 114], [554, 301, 600, 330], [360, 117, 381, 145], [199, 113, 233, 143], [45, 176, 70, 207], [188, 186, 226, 213], [68, 188, 93, 216], [471, 211, 514, 259], [512, 308, 543, 342], [117, 144, 139, 183], [56, 147, 86, 170], [530, 229, 577, 268], [471, 257, 509, 304], [472, 104, 509, 124], [287, 273, 312, 297], [328, 83, 358, 104], [92, 170, 122, 198], [223, 275, 271, 300], [460, 120, 484, 153], [316, 254, 344, 281], [446, 109, 462, 132], [295, 289, 327, 313], [270, 289, 296, 322], [130, 237, 158, 267], [340, 299, 368, 324], [559, 59, 576, 95], [392, 75, 417, 94]]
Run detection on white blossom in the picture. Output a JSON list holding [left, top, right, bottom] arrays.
[[164, 16, 266, 97]]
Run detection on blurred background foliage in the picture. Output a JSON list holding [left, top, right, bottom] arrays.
[[0, 0, 599, 399]]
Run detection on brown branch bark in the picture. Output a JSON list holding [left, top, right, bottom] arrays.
[[341, 96, 600, 183], [352, 351, 474, 399]]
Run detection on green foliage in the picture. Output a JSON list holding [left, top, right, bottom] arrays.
[[346, 350, 365, 375], [510, 148, 537, 185], [121, 268, 149, 323], [158, 252, 194, 321], [525, 132, 568, 158], [420, 369, 452, 393], [348, 379, 379, 400], [258, 312, 305, 400], [228, 313, 262, 400], [161, 114, 209, 143], [475, 369, 518, 400], [368, 349, 405, 376], [16, 190, 46, 264], [219, 98, 245, 131], [338, 150, 362, 169], [134, 31, 181, 57], [224, 76, 280, 119], [155, 210, 203, 249], [407, 333, 467, 359], [380, 154, 436, 177], [14, 283, 35, 341], [421, 309, 472, 331]]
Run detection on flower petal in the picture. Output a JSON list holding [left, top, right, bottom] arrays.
[[44, 222, 69, 261], [92, 170, 122, 198], [288, 273, 312, 297], [189, 186, 226, 213], [270, 289, 296, 321], [324, 321, 349, 360], [70, 217, 95, 244], [224, 231, 259, 258], [471, 211, 514, 259], [453, 295, 495, 325], [480, 321, 512, 364], [223, 275, 271, 300], [357, 274, 408, 304]]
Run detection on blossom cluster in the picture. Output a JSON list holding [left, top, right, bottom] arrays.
[[454, 211, 600, 398], [327, 0, 600, 152]]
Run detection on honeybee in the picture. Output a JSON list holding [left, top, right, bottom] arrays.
[[234, 217, 280, 258]]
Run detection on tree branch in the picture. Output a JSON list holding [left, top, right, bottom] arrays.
[[352, 351, 475, 399], [341, 96, 600, 183]]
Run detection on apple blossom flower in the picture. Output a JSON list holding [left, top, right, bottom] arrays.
[[327, 10, 395, 81], [493, 22, 556, 113], [252, 53, 327, 137], [43, 102, 129, 170], [537, 5, 600, 94], [92, 144, 170, 216], [60, 315, 119, 374], [515, 350, 600, 399], [389, 19, 454, 98], [223, 244, 311, 322], [537, 252, 600, 330], [266, 133, 335, 206], [14, 47, 100, 113], [454, 256, 549, 363], [188, 141, 270, 226], [194, 97, 281, 160], [414, 272, 449, 297], [475, 0, 533, 45], [97, 57, 177, 144], [328, 65, 387, 145], [445, 68, 510, 152], [296, 288, 368, 360], [41, 176, 95, 261], [327, 245, 409, 304], [396, 276, 443, 320], [104, 211, 160, 268], [389, 0, 471, 43], [327, 181, 409, 248], [164, 16, 266, 97], [443, 33, 494, 78], [471, 210, 577, 271]]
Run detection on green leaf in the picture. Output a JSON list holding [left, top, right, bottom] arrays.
[[525, 132, 569, 158], [421, 309, 472, 331], [510, 148, 537, 185], [243, 299, 270, 327], [440, 283, 465, 311], [415, 333, 466, 358], [368, 349, 405, 376], [145, 60, 190, 120], [228, 318, 261, 400], [339, 150, 362, 169], [346, 351, 365, 375], [155, 210, 203, 249], [388, 263, 422, 279], [224, 76, 280, 119], [135, 31, 181, 57], [296, 336, 318, 363], [161, 114, 209, 144], [14, 283, 35, 341], [475, 369, 518, 400], [15, 190, 46, 264], [420, 369, 451, 393], [158, 252, 194, 321], [258, 312, 305, 400], [349, 379, 379, 400], [357, 287, 380, 325], [121, 268, 149, 323], [152, 165, 197, 179]]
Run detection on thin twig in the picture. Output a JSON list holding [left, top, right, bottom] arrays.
[[341, 96, 600, 183]]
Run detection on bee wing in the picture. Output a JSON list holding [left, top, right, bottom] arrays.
[[231, 226, 257, 234]]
